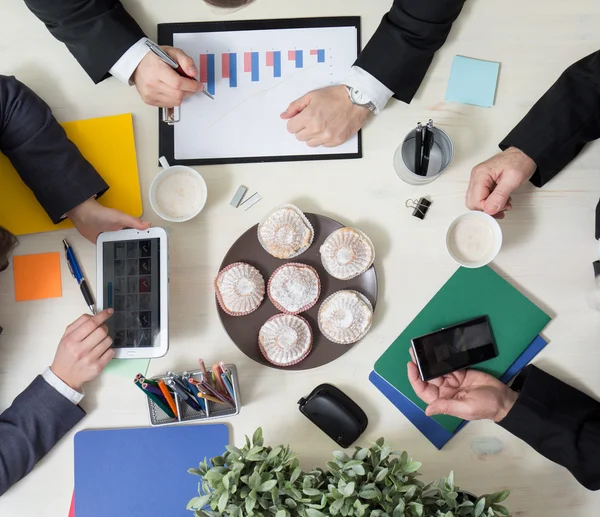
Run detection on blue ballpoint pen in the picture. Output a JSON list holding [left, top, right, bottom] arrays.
[[63, 239, 96, 314]]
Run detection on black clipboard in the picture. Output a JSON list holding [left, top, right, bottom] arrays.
[[157, 16, 362, 166]]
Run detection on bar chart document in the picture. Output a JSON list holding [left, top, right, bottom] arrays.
[[158, 18, 361, 165]]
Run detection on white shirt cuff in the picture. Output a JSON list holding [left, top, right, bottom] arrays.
[[342, 66, 394, 114], [42, 367, 84, 405], [109, 37, 151, 85]]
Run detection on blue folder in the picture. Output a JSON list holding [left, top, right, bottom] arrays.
[[369, 335, 548, 449], [74, 424, 229, 517]]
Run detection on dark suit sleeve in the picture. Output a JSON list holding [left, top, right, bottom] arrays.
[[499, 50, 600, 188], [499, 365, 600, 490], [0, 75, 108, 223], [355, 0, 466, 103], [23, 0, 146, 83], [0, 376, 85, 496]]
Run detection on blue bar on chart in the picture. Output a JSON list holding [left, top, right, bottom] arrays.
[[310, 49, 326, 63], [288, 50, 303, 68], [222, 53, 237, 87], [266, 51, 282, 78], [199, 53, 216, 95], [251, 52, 259, 82]]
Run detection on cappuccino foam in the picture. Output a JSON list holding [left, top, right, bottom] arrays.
[[449, 216, 495, 264], [154, 168, 205, 220]]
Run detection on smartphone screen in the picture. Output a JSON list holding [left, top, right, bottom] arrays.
[[411, 316, 498, 381], [102, 238, 161, 348]]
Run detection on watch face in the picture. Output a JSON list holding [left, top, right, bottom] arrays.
[[350, 88, 370, 106]]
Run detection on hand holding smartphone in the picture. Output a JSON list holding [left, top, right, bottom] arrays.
[[411, 316, 498, 381]]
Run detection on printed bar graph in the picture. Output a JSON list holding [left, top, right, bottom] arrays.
[[199, 53, 216, 95], [198, 49, 326, 95], [266, 51, 281, 78]]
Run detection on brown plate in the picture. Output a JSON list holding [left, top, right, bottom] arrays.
[[217, 213, 378, 370]]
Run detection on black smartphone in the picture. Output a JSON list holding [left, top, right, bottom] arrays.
[[411, 316, 498, 381]]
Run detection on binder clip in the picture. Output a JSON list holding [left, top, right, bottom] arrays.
[[406, 197, 432, 220]]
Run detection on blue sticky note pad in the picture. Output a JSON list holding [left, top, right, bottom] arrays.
[[75, 424, 229, 517], [445, 56, 500, 108]]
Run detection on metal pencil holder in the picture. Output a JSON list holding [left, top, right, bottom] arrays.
[[146, 364, 241, 427]]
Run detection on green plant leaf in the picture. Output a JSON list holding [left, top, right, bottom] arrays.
[[333, 451, 350, 462], [404, 462, 422, 474], [408, 502, 423, 517], [290, 466, 302, 484], [358, 490, 380, 500], [226, 445, 243, 457], [253, 428, 263, 445], [188, 468, 203, 477], [306, 509, 327, 517], [276, 510, 287, 517], [249, 471, 262, 491], [259, 479, 278, 492], [218, 492, 229, 513], [392, 500, 405, 517], [404, 486, 417, 500], [375, 438, 384, 447], [245, 495, 256, 514], [353, 464, 366, 476], [474, 498, 485, 517], [285, 498, 297, 508], [447, 471, 455, 490], [330, 498, 345, 515], [187, 495, 211, 510], [211, 456, 225, 467], [343, 482, 356, 497], [490, 491, 509, 504], [375, 468, 389, 483], [303, 488, 322, 497], [491, 504, 511, 516], [355, 448, 369, 461]]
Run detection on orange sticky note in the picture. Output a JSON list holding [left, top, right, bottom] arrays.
[[13, 252, 62, 301]]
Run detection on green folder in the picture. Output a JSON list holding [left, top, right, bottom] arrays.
[[374, 266, 551, 433]]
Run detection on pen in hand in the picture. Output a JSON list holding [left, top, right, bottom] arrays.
[[63, 239, 96, 315], [145, 40, 214, 100]]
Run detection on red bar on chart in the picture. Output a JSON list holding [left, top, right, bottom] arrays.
[[244, 52, 252, 73], [266, 51, 274, 66], [310, 49, 318, 55], [222, 53, 230, 79], [288, 50, 296, 61], [199, 54, 208, 83]]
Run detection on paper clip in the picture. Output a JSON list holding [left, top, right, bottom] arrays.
[[406, 198, 432, 220]]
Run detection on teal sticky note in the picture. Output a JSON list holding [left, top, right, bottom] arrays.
[[445, 55, 500, 108], [104, 358, 150, 378]]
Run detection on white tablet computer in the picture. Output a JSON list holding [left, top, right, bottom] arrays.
[[96, 228, 169, 359]]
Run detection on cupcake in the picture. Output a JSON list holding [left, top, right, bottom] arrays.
[[320, 227, 375, 280], [258, 314, 313, 366], [215, 262, 265, 316], [258, 204, 314, 259], [318, 290, 373, 345], [268, 263, 320, 315]]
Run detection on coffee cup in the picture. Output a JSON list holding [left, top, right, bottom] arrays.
[[446, 211, 502, 268], [149, 157, 208, 222]]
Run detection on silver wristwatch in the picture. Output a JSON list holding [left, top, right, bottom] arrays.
[[344, 85, 376, 112]]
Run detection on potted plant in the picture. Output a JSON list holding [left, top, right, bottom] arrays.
[[188, 429, 510, 517]]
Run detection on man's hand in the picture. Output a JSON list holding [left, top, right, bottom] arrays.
[[50, 310, 116, 391], [67, 198, 150, 244], [407, 356, 518, 422], [132, 46, 203, 108], [281, 85, 370, 147], [466, 147, 537, 219]]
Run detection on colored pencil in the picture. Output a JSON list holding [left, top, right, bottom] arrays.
[[158, 380, 179, 418], [221, 372, 235, 401], [134, 380, 175, 418]]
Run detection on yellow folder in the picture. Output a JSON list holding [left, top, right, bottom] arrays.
[[0, 113, 142, 236]]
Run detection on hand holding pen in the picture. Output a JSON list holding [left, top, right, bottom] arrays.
[[144, 41, 214, 103]]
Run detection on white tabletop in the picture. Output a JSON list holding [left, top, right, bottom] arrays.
[[1, 0, 600, 515]]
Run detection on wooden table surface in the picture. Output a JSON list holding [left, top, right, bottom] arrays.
[[1, 0, 600, 515]]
